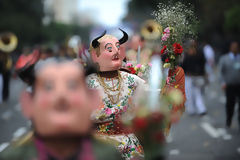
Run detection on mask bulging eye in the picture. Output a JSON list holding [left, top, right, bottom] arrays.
[[105, 43, 113, 52], [116, 43, 120, 49], [43, 81, 54, 91], [107, 47, 112, 52]]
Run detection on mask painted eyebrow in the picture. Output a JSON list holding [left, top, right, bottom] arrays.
[[105, 43, 113, 49]]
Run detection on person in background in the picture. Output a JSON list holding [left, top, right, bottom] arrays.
[[0, 58, 123, 160], [125, 34, 144, 63], [182, 39, 207, 116], [0, 32, 18, 102], [0, 50, 4, 103], [39, 47, 54, 60], [203, 40, 215, 83], [0, 45, 13, 102], [218, 41, 240, 129]]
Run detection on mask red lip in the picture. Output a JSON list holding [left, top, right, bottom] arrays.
[[54, 101, 70, 112]]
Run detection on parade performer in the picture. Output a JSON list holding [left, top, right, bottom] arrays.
[[152, 1, 200, 133], [87, 29, 145, 159], [163, 66, 186, 135], [0, 58, 123, 160]]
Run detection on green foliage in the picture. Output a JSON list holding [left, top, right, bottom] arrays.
[[42, 22, 74, 46], [153, 2, 198, 43], [0, 0, 91, 50], [124, 0, 240, 41], [224, 6, 240, 33], [124, 0, 196, 23], [0, 0, 44, 48]]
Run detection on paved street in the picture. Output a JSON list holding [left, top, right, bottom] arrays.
[[0, 77, 240, 160], [166, 82, 240, 160], [0, 78, 29, 153]]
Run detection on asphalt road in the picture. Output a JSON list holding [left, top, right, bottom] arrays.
[[166, 81, 240, 160]]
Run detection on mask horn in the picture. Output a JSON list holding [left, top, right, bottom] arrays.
[[118, 28, 128, 44], [91, 30, 106, 48], [17, 63, 35, 86]]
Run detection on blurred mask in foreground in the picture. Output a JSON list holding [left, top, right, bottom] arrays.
[[20, 58, 100, 137], [0, 58, 124, 160]]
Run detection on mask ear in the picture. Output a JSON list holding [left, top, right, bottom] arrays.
[[120, 45, 126, 61], [20, 90, 33, 119], [90, 50, 98, 63]]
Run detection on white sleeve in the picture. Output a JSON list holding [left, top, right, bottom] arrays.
[[203, 45, 215, 60], [132, 74, 147, 87]]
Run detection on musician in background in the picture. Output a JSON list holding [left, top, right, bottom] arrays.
[[0, 32, 17, 102]]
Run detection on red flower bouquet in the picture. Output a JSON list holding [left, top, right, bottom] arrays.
[[159, 27, 184, 69], [160, 45, 167, 55], [122, 108, 167, 160], [153, 2, 198, 69], [125, 62, 151, 80], [173, 43, 183, 55], [120, 84, 183, 160]]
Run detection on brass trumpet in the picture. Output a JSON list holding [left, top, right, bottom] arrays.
[[0, 32, 18, 53], [140, 19, 162, 40], [67, 35, 82, 58]]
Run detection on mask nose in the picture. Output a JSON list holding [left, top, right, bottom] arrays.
[[113, 45, 120, 52], [53, 85, 69, 110], [55, 97, 69, 112]]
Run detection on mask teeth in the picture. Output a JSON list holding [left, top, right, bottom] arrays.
[[113, 54, 119, 59]]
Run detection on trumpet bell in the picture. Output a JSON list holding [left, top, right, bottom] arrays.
[[0, 32, 18, 53], [141, 19, 162, 40]]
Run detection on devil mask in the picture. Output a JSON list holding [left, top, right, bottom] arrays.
[[90, 29, 128, 71]]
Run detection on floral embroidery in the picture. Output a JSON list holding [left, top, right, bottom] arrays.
[[97, 122, 114, 134], [123, 106, 127, 112], [105, 108, 112, 115], [88, 79, 96, 88], [127, 76, 135, 86], [98, 102, 105, 109], [87, 71, 145, 159]]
